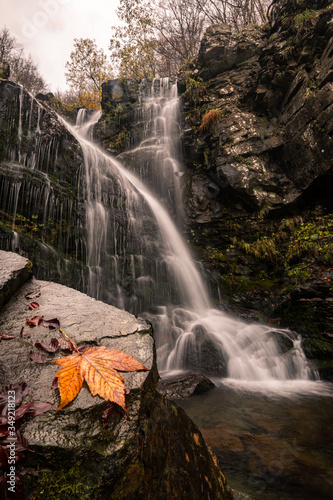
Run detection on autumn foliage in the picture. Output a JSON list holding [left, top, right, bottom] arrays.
[[54, 331, 148, 411]]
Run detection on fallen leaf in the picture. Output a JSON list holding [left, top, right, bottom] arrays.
[[0, 426, 9, 438], [28, 302, 39, 310], [0, 383, 29, 411], [41, 318, 60, 329], [25, 401, 53, 417], [51, 376, 58, 391], [0, 473, 26, 499], [26, 316, 44, 326], [30, 351, 46, 364], [0, 332, 16, 340], [35, 338, 59, 353], [0, 446, 8, 467], [25, 290, 41, 299], [58, 337, 74, 352], [54, 345, 148, 412], [102, 403, 123, 428], [13, 402, 36, 421]]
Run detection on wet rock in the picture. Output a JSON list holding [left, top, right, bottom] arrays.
[[276, 276, 333, 380], [0, 252, 232, 499], [181, 326, 228, 376], [157, 374, 216, 399], [181, 6, 333, 221], [0, 80, 86, 286], [198, 24, 263, 80], [0, 250, 32, 310]]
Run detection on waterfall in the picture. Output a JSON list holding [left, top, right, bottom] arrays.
[[65, 80, 318, 384], [1, 79, 318, 384]]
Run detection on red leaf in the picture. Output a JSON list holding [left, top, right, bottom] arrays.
[[28, 301, 39, 310], [51, 376, 58, 390], [25, 290, 41, 299], [102, 403, 123, 428], [0, 426, 9, 438], [0, 445, 8, 467], [14, 401, 36, 421], [58, 337, 74, 352], [0, 332, 16, 340], [0, 383, 29, 411], [35, 338, 59, 353], [0, 429, 29, 453], [0, 473, 26, 499], [41, 318, 60, 329], [30, 351, 46, 364], [26, 315, 44, 326], [25, 401, 53, 417]]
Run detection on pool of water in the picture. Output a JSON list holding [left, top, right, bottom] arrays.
[[177, 380, 333, 500]]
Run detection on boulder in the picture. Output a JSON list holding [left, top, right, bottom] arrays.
[[0, 251, 232, 499], [0, 250, 32, 310], [157, 374, 216, 399], [198, 24, 263, 80], [181, 8, 333, 220]]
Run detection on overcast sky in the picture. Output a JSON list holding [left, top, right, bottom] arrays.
[[1, 0, 120, 91]]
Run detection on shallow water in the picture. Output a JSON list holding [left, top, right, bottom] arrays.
[[177, 381, 333, 499]]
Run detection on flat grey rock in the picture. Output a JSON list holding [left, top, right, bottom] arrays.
[[0, 250, 32, 310]]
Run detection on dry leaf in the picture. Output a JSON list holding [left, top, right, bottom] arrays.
[[28, 302, 39, 310], [35, 338, 59, 353], [30, 351, 46, 364], [41, 318, 60, 329], [54, 346, 148, 412], [26, 316, 43, 326], [0, 332, 16, 340], [25, 290, 40, 299]]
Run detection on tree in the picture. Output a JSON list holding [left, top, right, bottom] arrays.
[[155, 0, 208, 76], [65, 38, 113, 109], [194, 0, 270, 30], [109, 0, 157, 79], [0, 26, 48, 94]]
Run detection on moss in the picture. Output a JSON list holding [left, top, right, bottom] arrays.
[[32, 463, 95, 499]]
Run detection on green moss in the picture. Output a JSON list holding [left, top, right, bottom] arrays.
[[33, 463, 95, 499]]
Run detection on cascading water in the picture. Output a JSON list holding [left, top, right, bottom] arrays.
[[0, 78, 320, 387], [68, 79, 318, 385]]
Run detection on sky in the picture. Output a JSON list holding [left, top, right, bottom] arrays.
[[0, 0, 120, 91]]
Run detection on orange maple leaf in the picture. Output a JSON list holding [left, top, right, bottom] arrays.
[[53, 332, 148, 412]]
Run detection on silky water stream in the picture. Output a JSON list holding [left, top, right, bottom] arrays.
[[63, 80, 333, 499]]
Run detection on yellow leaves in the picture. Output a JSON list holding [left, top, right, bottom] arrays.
[[53, 339, 148, 412], [65, 38, 113, 109]]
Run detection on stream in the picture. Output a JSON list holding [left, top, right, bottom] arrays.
[[177, 380, 333, 499]]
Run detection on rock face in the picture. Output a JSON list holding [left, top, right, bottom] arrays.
[[95, 77, 177, 153], [0, 80, 87, 288], [176, 2, 333, 378], [0, 250, 32, 309], [0, 251, 232, 499], [180, 5, 333, 220]]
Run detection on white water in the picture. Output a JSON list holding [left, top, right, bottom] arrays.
[[65, 80, 319, 387], [5, 79, 320, 388]]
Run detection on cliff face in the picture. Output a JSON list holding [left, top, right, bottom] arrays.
[[180, 3, 333, 221], [177, 0, 333, 379], [0, 81, 87, 288]]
